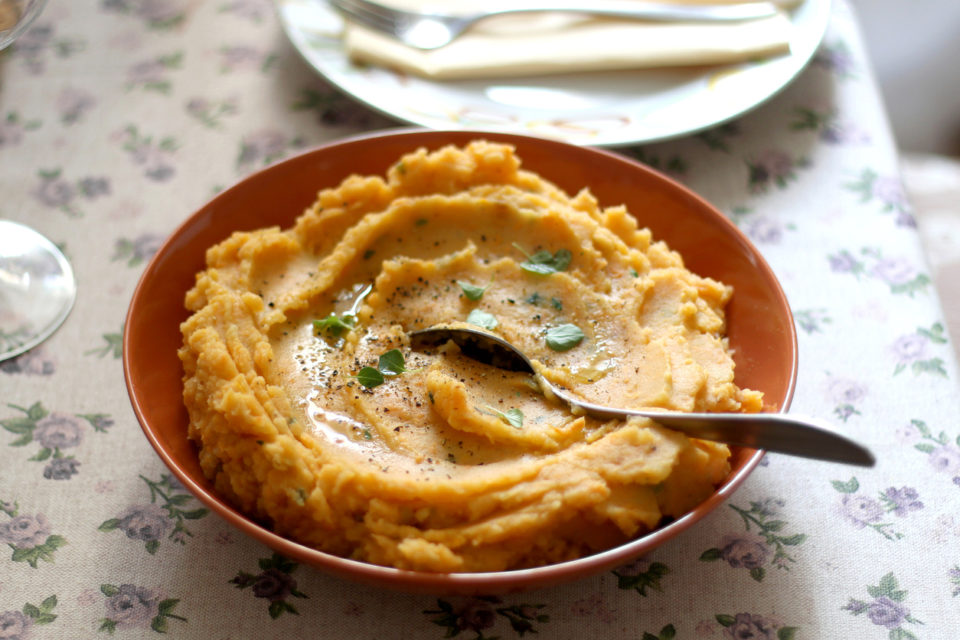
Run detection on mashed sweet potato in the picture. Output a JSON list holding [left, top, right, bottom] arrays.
[[179, 141, 762, 572]]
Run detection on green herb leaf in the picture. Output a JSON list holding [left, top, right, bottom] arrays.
[[466, 309, 498, 330], [514, 243, 572, 275], [378, 349, 407, 376], [313, 312, 356, 338], [545, 323, 584, 351], [356, 366, 385, 389], [457, 280, 488, 301], [550, 297, 563, 310], [486, 406, 524, 428]]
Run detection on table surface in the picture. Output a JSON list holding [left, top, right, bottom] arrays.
[[2, 1, 959, 638]]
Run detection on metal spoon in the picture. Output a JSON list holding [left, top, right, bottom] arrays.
[[409, 326, 875, 467]]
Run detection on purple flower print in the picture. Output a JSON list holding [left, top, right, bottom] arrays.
[[99, 583, 185, 633], [231, 554, 308, 617], [844, 574, 922, 634], [57, 87, 96, 124], [872, 176, 908, 211], [0, 610, 32, 640], [237, 129, 287, 166], [828, 250, 860, 274], [0, 119, 26, 148], [10, 23, 83, 75], [12, 22, 53, 55], [839, 494, 883, 528], [745, 217, 783, 244], [33, 170, 109, 217], [882, 487, 923, 517], [103, 585, 159, 629], [871, 257, 917, 287], [133, 234, 163, 261], [219, 45, 270, 72], [827, 377, 866, 421], [719, 533, 769, 570], [893, 334, 927, 364], [32, 412, 86, 449], [42, 457, 81, 480], [220, 0, 272, 22], [614, 557, 650, 577], [113, 233, 164, 267], [867, 596, 909, 629], [453, 600, 497, 634], [34, 174, 75, 208], [236, 129, 305, 173], [895, 209, 917, 228], [128, 60, 163, 82], [114, 126, 178, 182], [723, 613, 776, 640], [843, 598, 868, 614], [0, 513, 51, 548], [0, 347, 55, 375], [929, 445, 960, 476], [814, 42, 855, 77], [78, 177, 110, 198], [950, 566, 960, 596], [103, 0, 188, 28], [895, 420, 922, 445], [821, 121, 869, 145], [116, 504, 172, 542], [252, 568, 298, 602], [185, 96, 239, 129], [828, 378, 867, 405], [126, 54, 182, 93], [133, 0, 187, 25], [747, 149, 803, 192], [753, 498, 784, 517]]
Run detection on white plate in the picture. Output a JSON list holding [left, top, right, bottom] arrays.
[[276, 0, 832, 147]]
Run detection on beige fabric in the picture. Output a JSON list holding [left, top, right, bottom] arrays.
[[342, 0, 799, 79]]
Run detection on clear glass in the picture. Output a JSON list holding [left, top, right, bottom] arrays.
[[0, 222, 76, 361], [0, 0, 48, 50]]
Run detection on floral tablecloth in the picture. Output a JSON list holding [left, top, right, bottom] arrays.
[[2, 1, 959, 638]]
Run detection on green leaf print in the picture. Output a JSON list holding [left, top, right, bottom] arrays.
[[612, 560, 670, 596], [832, 478, 860, 493]]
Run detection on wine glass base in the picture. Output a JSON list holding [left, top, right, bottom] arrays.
[[0, 220, 77, 362]]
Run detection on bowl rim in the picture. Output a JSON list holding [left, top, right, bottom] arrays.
[[123, 128, 797, 593]]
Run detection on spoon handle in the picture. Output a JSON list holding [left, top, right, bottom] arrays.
[[577, 403, 875, 466]]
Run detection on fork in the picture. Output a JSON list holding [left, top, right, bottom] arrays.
[[328, 0, 783, 50]]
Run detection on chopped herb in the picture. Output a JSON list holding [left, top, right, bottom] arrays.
[[466, 309, 498, 330], [526, 292, 542, 305], [629, 267, 639, 277], [362, 429, 373, 440], [362, 249, 375, 260], [356, 366, 385, 388], [356, 349, 415, 388], [514, 243, 572, 275], [378, 349, 408, 376], [313, 312, 356, 338], [485, 406, 524, 429], [550, 297, 563, 310], [457, 280, 489, 301], [545, 323, 585, 351], [395, 161, 406, 174], [415, 218, 428, 227]]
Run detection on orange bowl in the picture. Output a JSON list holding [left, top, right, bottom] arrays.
[[123, 129, 797, 594]]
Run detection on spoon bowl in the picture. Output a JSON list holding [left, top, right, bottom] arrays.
[[410, 326, 874, 467]]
